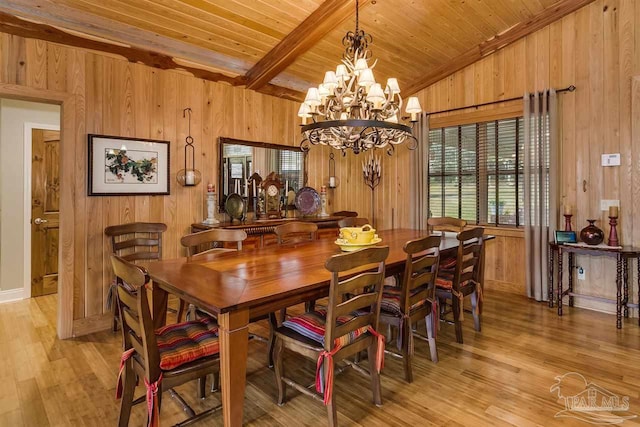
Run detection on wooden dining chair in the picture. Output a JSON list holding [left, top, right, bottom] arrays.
[[337, 217, 370, 228], [111, 255, 221, 427], [435, 227, 484, 344], [274, 221, 318, 244], [379, 235, 441, 382], [333, 210, 358, 218], [272, 246, 389, 427], [105, 222, 167, 331], [177, 228, 248, 321], [428, 217, 467, 272]]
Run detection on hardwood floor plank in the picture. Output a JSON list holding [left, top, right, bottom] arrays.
[[1, 290, 638, 426]]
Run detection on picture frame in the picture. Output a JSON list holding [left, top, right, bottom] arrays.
[[88, 134, 170, 196], [555, 230, 577, 244]]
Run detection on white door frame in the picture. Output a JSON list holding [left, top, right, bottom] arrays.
[[23, 122, 61, 299]]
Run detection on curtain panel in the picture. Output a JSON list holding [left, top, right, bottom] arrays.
[[524, 89, 559, 301], [410, 113, 429, 230]]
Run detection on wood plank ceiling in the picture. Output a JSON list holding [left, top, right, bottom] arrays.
[[0, 0, 592, 102]]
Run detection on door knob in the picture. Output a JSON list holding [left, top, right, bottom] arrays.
[[33, 217, 48, 225]]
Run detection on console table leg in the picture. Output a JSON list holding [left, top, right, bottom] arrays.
[[616, 254, 622, 329], [557, 250, 563, 316], [568, 253, 574, 307], [623, 258, 629, 318], [548, 246, 554, 308], [637, 257, 640, 327]]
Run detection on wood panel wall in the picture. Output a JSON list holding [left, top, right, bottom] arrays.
[[0, 34, 309, 335], [403, 0, 640, 309], [1, 0, 637, 333]]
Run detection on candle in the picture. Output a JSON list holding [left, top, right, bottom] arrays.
[[285, 180, 289, 192], [329, 176, 336, 188], [321, 185, 327, 193], [563, 204, 572, 215], [609, 205, 619, 218], [252, 180, 256, 196], [244, 179, 249, 197], [207, 183, 213, 193], [185, 170, 195, 185]]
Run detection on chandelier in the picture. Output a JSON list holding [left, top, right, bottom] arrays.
[[298, 0, 422, 156]]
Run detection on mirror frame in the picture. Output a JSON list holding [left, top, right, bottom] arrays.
[[218, 137, 308, 212]]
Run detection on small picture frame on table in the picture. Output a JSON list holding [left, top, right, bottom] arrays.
[[555, 230, 577, 244], [88, 134, 170, 196]]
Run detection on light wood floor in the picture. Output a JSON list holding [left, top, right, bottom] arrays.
[[1, 291, 639, 426]]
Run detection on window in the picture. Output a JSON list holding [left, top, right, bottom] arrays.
[[428, 117, 525, 226], [279, 150, 304, 190]]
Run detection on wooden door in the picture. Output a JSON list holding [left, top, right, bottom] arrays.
[[31, 129, 60, 297]]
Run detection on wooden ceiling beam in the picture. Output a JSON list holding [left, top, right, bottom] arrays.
[[0, 12, 304, 101], [404, 0, 597, 97], [244, 0, 369, 91]]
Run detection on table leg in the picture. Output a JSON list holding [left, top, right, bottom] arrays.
[[151, 282, 168, 330], [616, 254, 622, 329], [623, 258, 629, 318], [557, 249, 563, 316], [548, 246, 554, 308], [218, 309, 250, 427], [568, 253, 574, 307]]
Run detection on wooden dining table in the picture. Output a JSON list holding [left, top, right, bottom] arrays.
[[147, 228, 478, 426]]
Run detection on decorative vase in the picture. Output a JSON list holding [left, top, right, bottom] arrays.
[[580, 219, 604, 245]]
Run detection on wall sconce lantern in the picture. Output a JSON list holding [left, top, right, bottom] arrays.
[[176, 107, 202, 187], [327, 152, 338, 189]]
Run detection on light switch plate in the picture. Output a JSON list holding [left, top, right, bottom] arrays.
[[600, 199, 619, 211], [601, 153, 621, 166]]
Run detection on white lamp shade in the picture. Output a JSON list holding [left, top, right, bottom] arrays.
[[335, 64, 349, 80], [318, 83, 330, 97], [405, 96, 422, 113], [366, 83, 385, 103], [323, 71, 338, 89], [297, 103, 311, 118], [354, 58, 369, 74], [304, 87, 321, 107], [358, 68, 376, 87], [385, 78, 400, 94]]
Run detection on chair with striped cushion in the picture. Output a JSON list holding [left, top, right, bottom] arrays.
[[435, 227, 484, 344], [272, 246, 389, 427], [111, 255, 221, 427], [379, 235, 441, 382]]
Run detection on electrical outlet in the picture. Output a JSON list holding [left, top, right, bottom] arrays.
[[577, 266, 586, 281]]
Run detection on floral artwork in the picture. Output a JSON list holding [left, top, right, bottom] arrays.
[[89, 134, 169, 196], [104, 149, 158, 184]]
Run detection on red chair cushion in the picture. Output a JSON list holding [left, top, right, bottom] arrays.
[[439, 256, 457, 270], [156, 316, 219, 370], [281, 307, 370, 345], [380, 285, 428, 315]]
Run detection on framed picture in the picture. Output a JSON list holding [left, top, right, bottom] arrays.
[[88, 134, 170, 196], [555, 230, 577, 244]]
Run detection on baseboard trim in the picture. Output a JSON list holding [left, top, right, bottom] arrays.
[[0, 288, 25, 303]]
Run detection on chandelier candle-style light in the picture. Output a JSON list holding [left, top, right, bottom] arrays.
[[298, 0, 422, 155]]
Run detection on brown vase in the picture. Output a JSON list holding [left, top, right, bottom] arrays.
[[580, 219, 604, 245]]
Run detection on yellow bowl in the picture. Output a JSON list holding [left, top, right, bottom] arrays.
[[339, 224, 376, 244]]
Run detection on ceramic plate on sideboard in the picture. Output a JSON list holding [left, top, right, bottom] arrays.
[[294, 187, 320, 216]]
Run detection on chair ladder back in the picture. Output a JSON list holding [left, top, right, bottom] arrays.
[[323, 246, 389, 351], [105, 222, 167, 263], [453, 228, 484, 288], [274, 222, 318, 245], [402, 235, 441, 312], [180, 228, 248, 259], [110, 255, 161, 382], [333, 211, 358, 218], [427, 217, 467, 234], [337, 217, 370, 228]]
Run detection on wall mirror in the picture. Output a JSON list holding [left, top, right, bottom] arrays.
[[218, 137, 307, 212]]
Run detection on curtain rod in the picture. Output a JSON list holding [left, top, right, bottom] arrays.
[[425, 85, 576, 116]]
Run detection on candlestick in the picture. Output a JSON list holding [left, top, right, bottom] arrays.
[[563, 214, 572, 231], [608, 216, 619, 247], [203, 189, 219, 225]]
